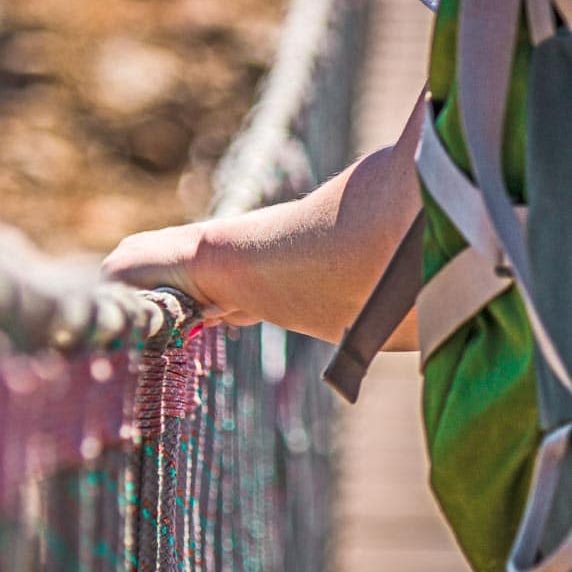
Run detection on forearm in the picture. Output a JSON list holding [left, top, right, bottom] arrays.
[[103, 93, 424, 348], [196, 96, 424, 344]]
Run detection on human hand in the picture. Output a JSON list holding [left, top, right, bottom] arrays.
[[100, 223, 259, 328]]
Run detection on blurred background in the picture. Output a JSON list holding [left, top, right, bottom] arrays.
[[0, 0, 285, 253], [0, 0, 472, 570]]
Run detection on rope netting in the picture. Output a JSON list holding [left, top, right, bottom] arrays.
[[0, 0, 369, 570]]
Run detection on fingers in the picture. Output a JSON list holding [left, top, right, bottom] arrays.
[[100, 229, 184, 288], [99, 224, 256, 328], [100, 257, 156, 289], [100, 234, 190, 294]]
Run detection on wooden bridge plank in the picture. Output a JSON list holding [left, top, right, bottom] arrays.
[[333, 2, 471, 569], [334, 354, 470, 570]]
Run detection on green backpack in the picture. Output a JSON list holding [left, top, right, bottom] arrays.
[[324, 1, 572, 570]]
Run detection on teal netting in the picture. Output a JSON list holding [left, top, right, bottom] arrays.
[[0, 289, 334, 572]]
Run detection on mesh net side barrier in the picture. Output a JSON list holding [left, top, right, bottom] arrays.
[[0, 0, 370, 570]]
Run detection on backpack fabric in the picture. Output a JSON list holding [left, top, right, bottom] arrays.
[[324, 2, 571, 568], [420, 3, 541, 570]]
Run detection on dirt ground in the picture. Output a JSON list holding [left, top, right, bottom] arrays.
[[0, 0, 285, 254]]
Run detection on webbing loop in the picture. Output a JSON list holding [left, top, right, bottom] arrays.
[[508, 424, 572, 572]]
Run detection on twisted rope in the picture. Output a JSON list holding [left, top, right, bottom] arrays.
[[135, 331, 170, 572]]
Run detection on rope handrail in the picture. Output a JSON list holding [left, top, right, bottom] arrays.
[[211, 0, 337, 217], [0, 254, 196, 355]]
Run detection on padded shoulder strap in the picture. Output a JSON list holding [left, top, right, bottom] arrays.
[[458, 0, 525, 278], [459, 2, 572, 569], [459, 0, 572, 392]]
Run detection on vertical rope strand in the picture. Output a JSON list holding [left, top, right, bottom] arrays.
[[135, 325, 172, 572], [181, 334, 202, 571]]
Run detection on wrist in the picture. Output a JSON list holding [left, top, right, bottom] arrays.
[[192, 218, 252, 315]]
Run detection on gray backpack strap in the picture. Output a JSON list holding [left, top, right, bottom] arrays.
[[322, 210, 424, 403], [459, 1, 572, 569], [417, 98, 500, 262], [518, 11, 572, 568], [527, 1, 572, 428], [508, 424, 572, 572], [416, 96, 525, 364], [458, 0, 572, 393]]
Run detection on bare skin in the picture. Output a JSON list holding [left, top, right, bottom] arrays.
[[101, 92, 424, 350]]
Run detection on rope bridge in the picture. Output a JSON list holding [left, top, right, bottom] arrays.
[[0, 0, 369, 569]]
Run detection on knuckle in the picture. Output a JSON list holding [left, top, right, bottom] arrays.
[[100, 260, 116, 280], [101, 254, 126, 281], [118, 234, 137, 248]]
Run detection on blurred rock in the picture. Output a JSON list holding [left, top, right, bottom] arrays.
[[177, 167, 214, 219], [0, 0, 286, 252], [1, 125, 81, 188], [92, 37, 182, 116], [128, 115, 191, 172], [0, 84, 73, 131], [77, 194, 142, 248], [233, 20, 281, 67], [189, 130, 228, 167], [0, 29, 62, 80]]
